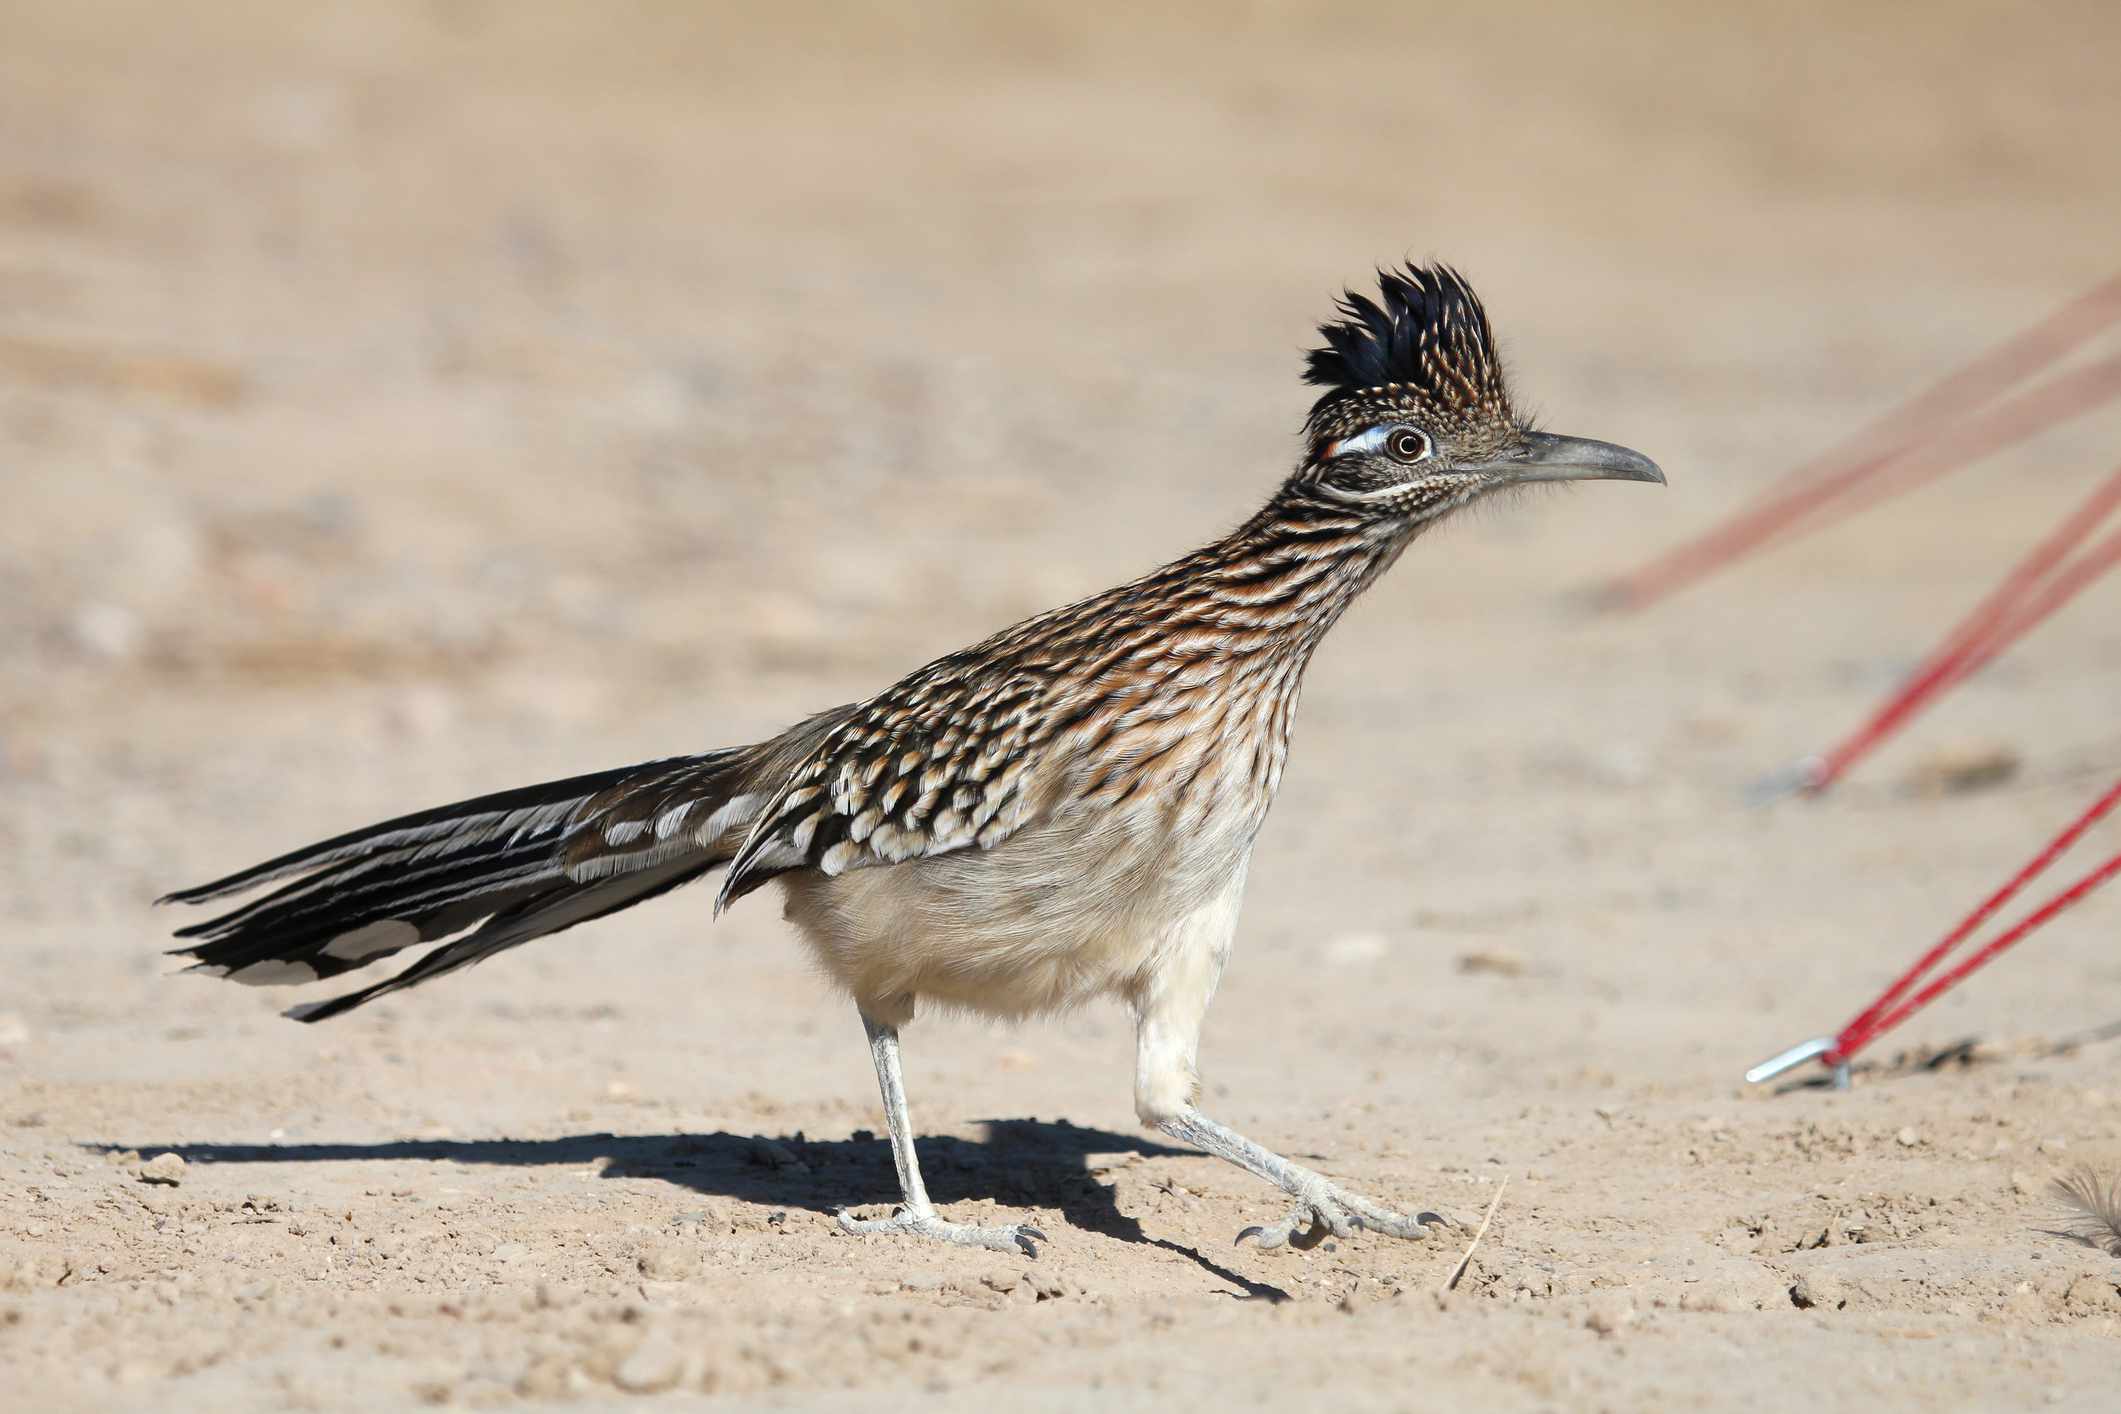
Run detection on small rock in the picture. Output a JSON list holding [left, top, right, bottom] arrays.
[[746, 1140, 807, 1173], [613, 1331, 686, 1394], [1456, 949, 1528, 978], [1895, 1126, 1921, 1148], [2063, 1274, 2121, 1312], [493, 1242, 529, 1263], [1016, 1272, 1067, 1303], [1904, 742, 2019, 796], [138, 1153, 186, 1186], [1790, 1272, 1846, 1311]]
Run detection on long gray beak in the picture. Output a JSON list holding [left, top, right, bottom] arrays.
[[1475, 431, 1665, 485]]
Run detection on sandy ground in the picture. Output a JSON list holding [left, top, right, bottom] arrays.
[[4, 2, 2121, 1409]]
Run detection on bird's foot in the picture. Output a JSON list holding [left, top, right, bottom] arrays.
[[836, 1204, 1045, 1257], [1235, 1181, 1452, 1251]]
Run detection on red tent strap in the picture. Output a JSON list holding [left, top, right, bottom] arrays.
[[1801, 463, 2121, 794], [1808, 351, 2121, 529], [1748, 778, 2121, 1088], [1604, 272, 2121, 612], [1841, 847, 2121, 1061]]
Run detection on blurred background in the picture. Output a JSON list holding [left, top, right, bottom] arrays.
[[5, 3, 2116, 791], [4, 3, 2121, 1405]]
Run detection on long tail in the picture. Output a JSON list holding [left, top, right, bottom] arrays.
[[161, 749, 757, 1022]]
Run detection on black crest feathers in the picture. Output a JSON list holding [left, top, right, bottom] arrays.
[[1303, 264, 1508, 430]]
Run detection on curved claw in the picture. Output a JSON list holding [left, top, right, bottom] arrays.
[[1338, 1196, 1454, 1241], [1235, 1198, 1350, 1251], [1233, 1188, 1450, 1251]]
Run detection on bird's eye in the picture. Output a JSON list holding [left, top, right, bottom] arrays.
[[1385, 427, 1430, 464]]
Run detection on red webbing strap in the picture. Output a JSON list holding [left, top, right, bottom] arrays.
[[1602, 273, 2121, 611], [1829, 778, 2121, 1066], [1803, 464, 2121, 794]]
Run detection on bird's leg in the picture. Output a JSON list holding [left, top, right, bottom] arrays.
[[835, 1007, 1044, 1257], [1134, 943, 1450, 1251], [1155, 1106, 1451, 1250]]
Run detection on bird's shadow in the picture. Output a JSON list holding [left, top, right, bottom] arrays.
[[83, 1118, 1289, 1301]]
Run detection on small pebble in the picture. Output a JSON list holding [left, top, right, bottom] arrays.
[[1904, 741, 2019, 795], [747, 1139, 807, 1172], [1790, 1273, 1845, 1310], [138, 1152, 187, 1186]]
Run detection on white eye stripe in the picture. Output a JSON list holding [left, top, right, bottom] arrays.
[[1324, 426, 1390, 458]]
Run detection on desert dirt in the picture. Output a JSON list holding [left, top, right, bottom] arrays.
[[5, 3, 2121, 1409]]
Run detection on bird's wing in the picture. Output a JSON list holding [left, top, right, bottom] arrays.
[[544, 703, 859, 882], [715, 655, 1059, 910]]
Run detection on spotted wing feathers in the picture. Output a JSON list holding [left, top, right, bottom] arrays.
[[717, 662, 1053, 909]]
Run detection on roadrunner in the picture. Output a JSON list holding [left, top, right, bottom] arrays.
[[162, 264, 1663, 1256]]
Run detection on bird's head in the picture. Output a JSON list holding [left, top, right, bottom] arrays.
[[1298, 264, 1662, 525]]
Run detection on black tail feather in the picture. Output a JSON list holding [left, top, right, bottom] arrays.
[[158, 759, 690, 907], [160, 750, 754, 1013], [285, 856, 715, 1022]]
